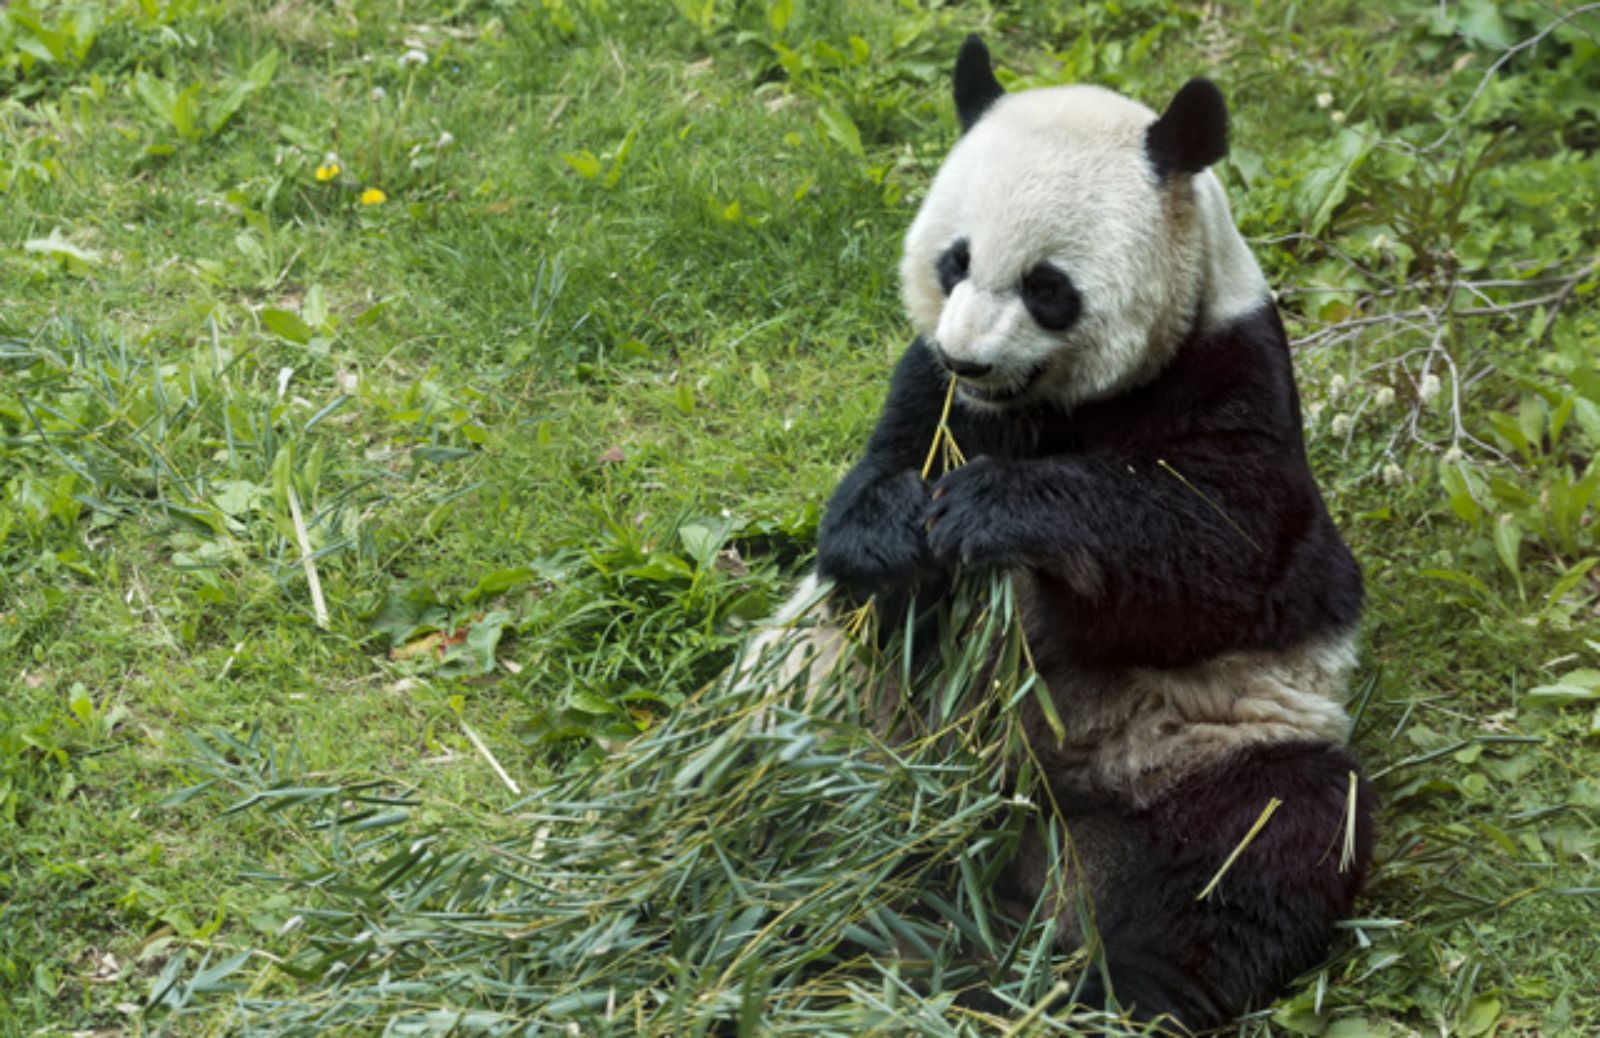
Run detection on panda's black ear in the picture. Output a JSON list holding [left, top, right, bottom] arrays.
[[1146, 78, 1228, 178], [954, 35, 1005, 133]]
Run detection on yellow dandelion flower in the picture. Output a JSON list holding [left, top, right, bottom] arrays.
[[315, 163, 342, 182], [360, 188, 387, 205]]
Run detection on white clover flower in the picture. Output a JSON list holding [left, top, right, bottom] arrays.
[[371, 85, 388, 102], [437, 130, 455, 148], [1382, 462, 1405, 486], [1316, 91, 1334, 109], [1331, 110, 1346, 125], [398, 49, 429, 69], [1307, 400, 1326, 421], [1442, 445, 1466, 464], [1374, 386, 1396, 407], [1331, 413, 1353, 437], [1329, 373, 1347, 397], [1372, 233, 1388, 251], [1419, 373, 1443, 404]]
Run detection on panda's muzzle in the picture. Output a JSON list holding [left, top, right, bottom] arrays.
[[951, 361, 1047, 406], [932, 345, 993, 379]]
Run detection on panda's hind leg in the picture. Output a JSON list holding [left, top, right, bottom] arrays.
[[1075, 741, 1372, 1033]]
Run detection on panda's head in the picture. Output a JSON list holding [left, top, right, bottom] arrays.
[[901, 36, 1267, 412]]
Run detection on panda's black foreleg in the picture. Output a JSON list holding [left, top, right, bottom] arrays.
[[816, 465, 935, 595], [1067, 741, 1373, 1033], [816, 339, 971, 599]]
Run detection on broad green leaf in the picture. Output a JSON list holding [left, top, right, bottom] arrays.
[[678, 519, 728, 568], [1492, 518, 1522, 590], [567, 689, 618, 716], [1548, 394, 1576, 446], [1517, 394, 1546, 450], [1525, 669, 1600, 708], [132, 70, 175, 126], [766, 0, 792, 34], [211, 479, 264, 517], [1540, 826, 1600, 856], [68, 687, 93, 724], [304, 285, 329, 331], [440, 610, 512, 676], [1478, 752, 1537, 784], [368, 589, 448, 645], [1440, 463, 1483, 523], [1421, 567, 1493, 599], [246, 48, 280, 90], [465, 567, 536, 603], [1571, 398, 1600, 444], [207, 79, 254, 139], [562, 149, 601, 179], [817, 105, 864, 158], [624, 554, 693, 582], [1297, 128, 1372, 235], [261, 308, 312, 345], [672, 380, 696, 416], [1536, 559, 1600, 614], [171, 82, 202, 140], [1458, 995, 1501, 1037], [603, 124, 640, 189], [1272, 1005, 1328, 1036], [1488, 412, 1533, 461], [1455, 1, 1514, 49], [23, 234, 99, 266]]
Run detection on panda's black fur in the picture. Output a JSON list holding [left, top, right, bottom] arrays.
[[820, 302, 1363, 670], [800, 36, 1373, 1033]]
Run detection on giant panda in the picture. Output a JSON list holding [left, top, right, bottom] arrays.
[[761, 35, 1374, 1033]]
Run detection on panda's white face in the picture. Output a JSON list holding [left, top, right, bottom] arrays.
[[901, 85, 1264, 412]]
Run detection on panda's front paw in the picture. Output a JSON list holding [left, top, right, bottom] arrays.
[[816, 468, 934, 594], [925, 456, 1026, 567]]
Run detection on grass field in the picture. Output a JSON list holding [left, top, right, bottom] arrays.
[[3, 0, 1599, 1034]]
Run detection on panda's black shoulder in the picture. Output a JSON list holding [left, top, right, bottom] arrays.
[[1062, 300, 1364, 655], [1069, 301, 1303, 449]]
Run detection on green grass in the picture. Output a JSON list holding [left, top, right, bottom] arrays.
[[2, 0, 1599, 1034]]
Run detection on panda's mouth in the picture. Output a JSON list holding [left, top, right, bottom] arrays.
[[957, 364, 1046, 406]]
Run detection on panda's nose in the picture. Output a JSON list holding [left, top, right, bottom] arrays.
[[934, 348, 992, 379]]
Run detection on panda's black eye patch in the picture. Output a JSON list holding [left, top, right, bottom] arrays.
[[1021, 262, 1081, 331], [936, 239, 971, 295]]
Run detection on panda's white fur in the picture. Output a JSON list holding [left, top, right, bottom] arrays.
[[753, 580, 1357, 807], [901, 86, 1268, 413], [1012, 615, 1357, 807], [748, 37, 1372, 1031]]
